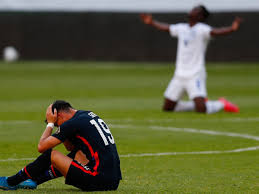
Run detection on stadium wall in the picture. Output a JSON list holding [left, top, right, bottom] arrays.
[[0, 12, 258, 62]]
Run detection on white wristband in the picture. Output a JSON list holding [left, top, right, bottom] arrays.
[[47, 123, 54, 129]]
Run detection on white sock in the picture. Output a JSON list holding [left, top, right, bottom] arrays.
[[174, 100, 224, 114], [174, 101, 195, 112], [206, 101, 224, 114]]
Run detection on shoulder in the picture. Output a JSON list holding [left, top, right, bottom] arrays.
[[170, 23, 188, 29], [196, 23, 212, 30], [169, 23, 188, 36], [195, 23, 212, 38], [63, 110, 99, 125], [60, 110, 88, 128]]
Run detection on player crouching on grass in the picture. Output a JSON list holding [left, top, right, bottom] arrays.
[[140, 5, 242, 114], [0, 100, 122, 191]]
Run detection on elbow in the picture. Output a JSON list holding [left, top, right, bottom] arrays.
[[165, 27, 170, 32], [37, 144, 45, 153]]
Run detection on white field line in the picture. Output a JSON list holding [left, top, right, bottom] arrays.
[[1, 145, 259, 162], [121, 146, 259, 158], [0, 117, 258, 125], [111, 124, 259, 157], [149, 126, 259, 141], [0, 120, 34, 125], [110, 124, 259, 141], [107, 117, 259, 123], [0, 158, 35, 162], [1, 123, 259, 162]]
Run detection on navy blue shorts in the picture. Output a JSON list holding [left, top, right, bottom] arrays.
[[65, 160, 120, 191]]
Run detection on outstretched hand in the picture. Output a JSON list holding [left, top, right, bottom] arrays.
[[231, 17, 243, 31], [46, 104, 57, 124], [140, 13, 153, 25]]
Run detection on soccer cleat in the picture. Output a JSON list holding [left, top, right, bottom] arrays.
[[17, 179, 37, 190], [0, 177, 17, 190], [219, 97, 239, 113]]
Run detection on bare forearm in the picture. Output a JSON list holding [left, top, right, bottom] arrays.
[[37, 104, 61, 153], [39, 125, 53, 146], [210, 27, 235, 36], [140, 13, 169, 32], [150, 20, 170, 32], [211, 17, 242, 36]]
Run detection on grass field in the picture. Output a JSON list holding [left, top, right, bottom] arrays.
[[0, 61, 259, 193]]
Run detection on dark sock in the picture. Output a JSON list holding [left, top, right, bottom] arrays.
[[7, 170, 28, 186], [7, 149, 52, 186], [31, 149, 78, 185], [33, 165, 62, 185]]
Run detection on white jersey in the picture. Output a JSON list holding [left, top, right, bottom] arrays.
[[169, 23, 212, 78]]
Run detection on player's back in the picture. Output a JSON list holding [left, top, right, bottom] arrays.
[[59, 110, 122, 181]]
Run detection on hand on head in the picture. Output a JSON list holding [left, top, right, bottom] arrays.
[[46, 104, 57, 124], [140, 13, 153, 25]]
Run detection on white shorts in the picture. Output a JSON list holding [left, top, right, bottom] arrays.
[[164, 73, 207, 101]]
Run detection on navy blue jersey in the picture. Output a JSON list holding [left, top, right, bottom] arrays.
[[52, 110, 122, 181]]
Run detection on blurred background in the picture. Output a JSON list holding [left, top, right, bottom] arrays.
[[0, 2, 259, 192], [0, 0, 258, 62]]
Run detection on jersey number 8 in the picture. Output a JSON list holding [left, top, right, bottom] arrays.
[[90, 119, 115, 146]]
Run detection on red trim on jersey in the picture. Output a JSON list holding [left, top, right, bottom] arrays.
[[71, 161, 98, 176], [75, 135, 100, 175], [51, 165, 57, 177], [93, 152, 99, 171], [24, 167, 32, 179]]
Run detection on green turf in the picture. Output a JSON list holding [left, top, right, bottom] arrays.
[[0, 61, 258, 193]]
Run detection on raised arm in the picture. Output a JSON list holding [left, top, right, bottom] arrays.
[[210, 17, 243, 36], [140, 13, 170, 32], [38, 104, 61, 153]]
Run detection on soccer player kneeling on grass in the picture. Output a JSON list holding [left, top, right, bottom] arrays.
[[0, 100, 122, 191], [140, 5, 242, 114]]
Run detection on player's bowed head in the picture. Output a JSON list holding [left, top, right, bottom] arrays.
[[45, 100, 76, 127]]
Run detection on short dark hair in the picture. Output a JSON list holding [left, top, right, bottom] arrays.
[[52, 100, 73, 113], [199, 5, 210, 20]]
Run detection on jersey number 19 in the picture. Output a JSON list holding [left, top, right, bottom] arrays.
[[90, 119, 115, 146]]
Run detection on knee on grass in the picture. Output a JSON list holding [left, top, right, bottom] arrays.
[[194, 97, 206, 113], [163, 99, 177, 111]]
